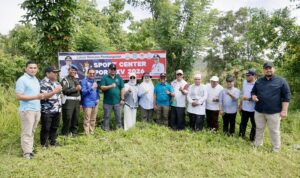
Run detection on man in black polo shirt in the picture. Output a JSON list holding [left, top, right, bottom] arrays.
[[251, 62, 291, 152]]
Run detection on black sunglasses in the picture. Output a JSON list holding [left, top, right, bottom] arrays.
[[130, 76, 136, 79], [176, 73, 182, 76], [110, 68, 116, 71]]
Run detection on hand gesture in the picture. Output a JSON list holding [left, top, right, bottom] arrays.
[[53, 86, 62, 94], [76, 85, 81, 91], [128, 87, 132, 92], [252, 95, 259, 102], [92, 82, 98, 89], [165, 90, 170, 95], [111, 83, 116, 88], [242, 96, 249, 101]]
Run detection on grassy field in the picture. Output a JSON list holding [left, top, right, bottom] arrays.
[[0, 86, 299, 177]]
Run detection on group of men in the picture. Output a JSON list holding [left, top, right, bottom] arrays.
[[16, 60, 290, 159]]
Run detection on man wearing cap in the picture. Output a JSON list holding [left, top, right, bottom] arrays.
[[40, 66, 63, 147], [219, 75, 240, 136], [100, 63, 125, 130], [151, 54, 165, 76], [154, 73, 174, 126], [170, 69, 188, 130], [60, 56, 72, 80], [16, 61, 44, 159], [81, 68, 100, 135], [251, 62, 291, 152], [205, 76, 223, 130], [238, 69, 256, 141], [61, 64, 81, 136]]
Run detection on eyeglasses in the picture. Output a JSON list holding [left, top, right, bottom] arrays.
[[176, 73, 182, 76], [130, 76, 136, 79], [89, 73, 95, 75], [144, 76, 150, 79], [110, 68, 116, 71]]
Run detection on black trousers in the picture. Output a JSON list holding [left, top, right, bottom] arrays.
[[170, 106, 186, 130], [223, 113, 237, 135], [189, 113, 205, 131], [62, 100, 80, 135], [206, 109, 219, 130], [40, 112, 60, 146], [239, 110, 256, 141]]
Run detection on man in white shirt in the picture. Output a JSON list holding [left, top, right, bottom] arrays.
[[205, 76, 223, 131], [150, 54, 165, 76], [170, 69, 188, 130]]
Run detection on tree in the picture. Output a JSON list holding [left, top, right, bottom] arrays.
[[128, 0, 216, 78], [21, 0, 78, 65], [102, 0, 133, 50]]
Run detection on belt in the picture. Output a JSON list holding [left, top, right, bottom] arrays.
[[65, 96, 81, 100]]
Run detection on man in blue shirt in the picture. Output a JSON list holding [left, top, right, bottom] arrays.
[[154, 73, 174, 126], [16, 61, 43, 159], [239, 69, 256, 141], [219, 75, 240, 136], [251, 62, 291, 152], [81, 68, 100, 135]]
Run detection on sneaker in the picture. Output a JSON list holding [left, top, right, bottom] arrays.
[[23, 153, 32, 160]]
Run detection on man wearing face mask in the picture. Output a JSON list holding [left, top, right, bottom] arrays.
[[61, 64, 81, 137], [100, 63, 125, 131], [124, 72, 139, 131], [154, 73, 174, 126], [251, 62, 291, 152]]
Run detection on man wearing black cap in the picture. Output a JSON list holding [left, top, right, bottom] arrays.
[[154, 73, 174, 126], [219, 75, 240, 136], [251, 62, 291, 152], [100, 63, 125, 130], [238, 69, 256, 141], [40, 66, 63, 147], [61, 64, 81, 136]]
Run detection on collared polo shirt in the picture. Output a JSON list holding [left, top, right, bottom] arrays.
[[16, 73, 41, 112], [100, 74, 124, 105], [251, 75, 291, 114], [154, 82, 174, 106]]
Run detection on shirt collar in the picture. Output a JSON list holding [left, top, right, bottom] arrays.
[[24, 73, 36, 79]]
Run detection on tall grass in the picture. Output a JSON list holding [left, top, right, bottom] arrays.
[[0, 86, 299, 177]]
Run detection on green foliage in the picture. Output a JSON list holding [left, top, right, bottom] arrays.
[[0, 51, 26, 87], [102, 0, 133, 50], [21, 0, 78, 64]]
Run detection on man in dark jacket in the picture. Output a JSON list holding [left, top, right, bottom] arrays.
[[251, 62, 291, 152]]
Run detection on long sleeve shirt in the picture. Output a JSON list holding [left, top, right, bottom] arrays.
[[187, 84, 207, 115], [80, 77, 100, 107], [251, 75, 291, 114], [241, 80, 255, 112], [219, 87, 240, 114], [138, 82, 154, 109]]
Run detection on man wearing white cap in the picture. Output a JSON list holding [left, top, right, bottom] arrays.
[[170, 69, 189, 130], [187, 73, 207, 131], [205, 76, 223, 130]]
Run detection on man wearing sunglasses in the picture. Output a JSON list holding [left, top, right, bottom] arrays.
[[100, 63, 125, 131], [81, 68, 100, 135]]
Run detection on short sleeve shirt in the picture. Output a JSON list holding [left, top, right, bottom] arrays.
[[100, 74, 124, 105], [15, 73, 41, 112], [154, 82, 174, 106]]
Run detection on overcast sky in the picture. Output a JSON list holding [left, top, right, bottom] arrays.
[[1, 0, 299, 35]]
